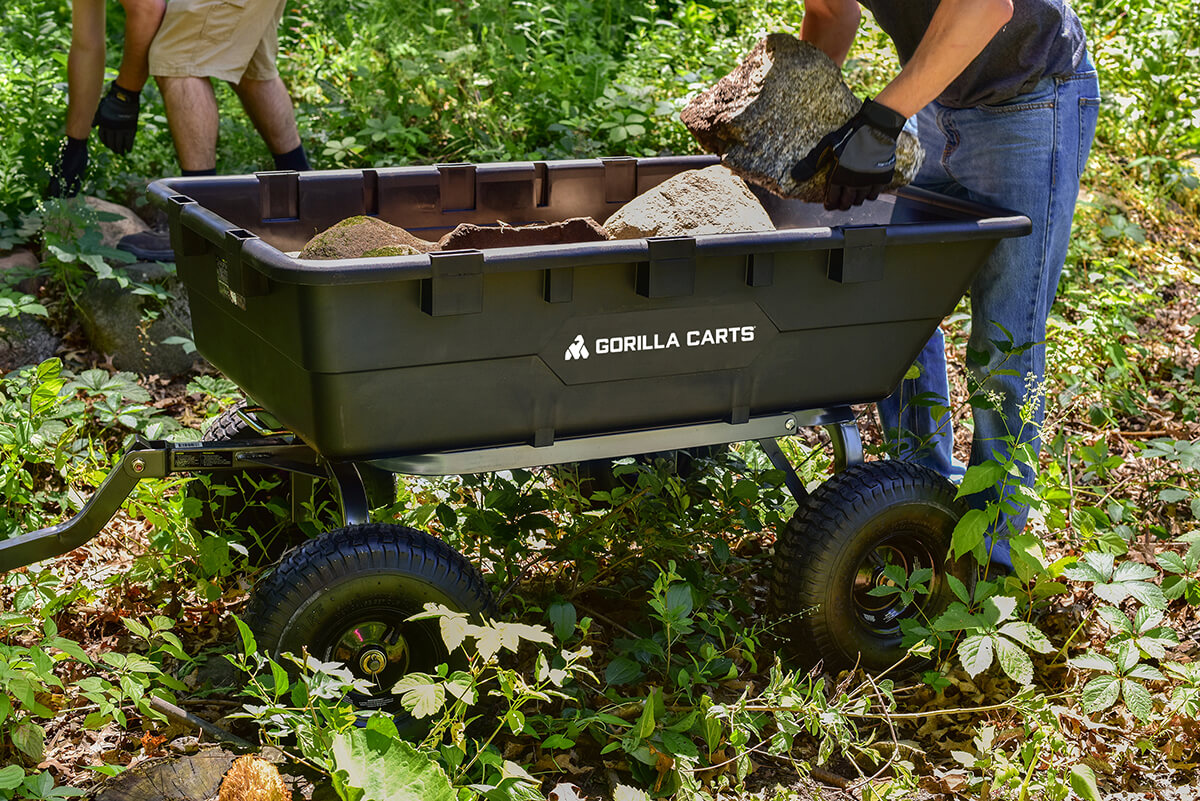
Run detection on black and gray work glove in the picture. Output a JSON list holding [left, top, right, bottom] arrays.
[[791, 97, 908, 211], [93, 81, 140, 155], [47, 137, 88, 198]]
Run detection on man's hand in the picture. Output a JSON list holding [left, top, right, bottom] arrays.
[[93, 82, 141, 155], [47, 138, 88, 199], [792, 97, 908, 211]]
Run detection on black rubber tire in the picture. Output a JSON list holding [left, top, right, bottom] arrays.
[[188, 401, 338, 563], [246, 523, 494, 715], [769, 461, 969, 674]]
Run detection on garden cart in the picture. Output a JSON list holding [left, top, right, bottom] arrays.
[[0, 155, 1029, 707]]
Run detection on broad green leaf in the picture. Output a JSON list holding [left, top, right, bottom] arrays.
[[958, 634, 994, 679], [633, 696, 656, 740], [1112, 560, 1158, 583], [661, 729, 700, 758], [0, 765, 24, 790], [1069, 764, 1103, 801], [1095, 605, 1134, 634], [932, 603, 979, 632], [1122, 679, 1153, 722], [952, 509, 989, 560], [605, 656, 643, 686], [1127, 664, 1166, 682], [998, 621, 1053, 653], [438, 612, 470, 653], [1120, 580, 1167, 610], [1080, 674, 1120, 714], [613, 785, 651, 801], [1156, 552, 1188, 574], [444, 671, 477, 705], [956, 460, 1006, 499], [331, 728, 454, 801], [995, 636, 1034, 685], [548, 601, 577, 642], [1116, 640, 1140, 674], [1070, 652, 1117, 673], [947, 574, 970, 604], [1133, 607, 1164, 633], [982, 594, 1016, 626], [392, 674, 445, 719]]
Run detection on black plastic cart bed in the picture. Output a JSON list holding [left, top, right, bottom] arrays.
[[1, 155, 1029, 700]]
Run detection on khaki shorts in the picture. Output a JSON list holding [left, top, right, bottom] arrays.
[[149, 0, 288, 83]]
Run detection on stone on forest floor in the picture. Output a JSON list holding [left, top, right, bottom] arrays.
[[437, 217, 610, 250], [0, 314, 60, 373], [680, 33, 923, 202], [298, 215, 437, 260], [602, 164, 775, 239], [83, 195, 153, 250]]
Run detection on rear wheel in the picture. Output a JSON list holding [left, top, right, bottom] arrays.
[[769, 461, 969, 674], [246, 523, 494, 717]]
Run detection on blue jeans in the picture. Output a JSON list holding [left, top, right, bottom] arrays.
[[878, 54, 1100, 568]]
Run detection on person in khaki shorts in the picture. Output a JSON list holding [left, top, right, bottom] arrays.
[[147, 0, 311, 176]]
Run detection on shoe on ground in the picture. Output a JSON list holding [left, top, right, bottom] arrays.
[[118, 230, 175, 262]]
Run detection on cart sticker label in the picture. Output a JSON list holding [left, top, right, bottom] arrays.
[[544, 303, 776, 384], [171, 450, 236, 470]]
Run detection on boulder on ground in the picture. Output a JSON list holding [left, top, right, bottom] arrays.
[[298, 216, 436, 260], [0, 315, 60, 373], [602, 164, 775, 239], [83, 195, 152, 250], [75, 261, 197, 377], [438, 217, 610, 250], [680, 33, 923, 202]]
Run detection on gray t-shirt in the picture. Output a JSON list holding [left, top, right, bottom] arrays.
[[857, 0, 1087, 108]]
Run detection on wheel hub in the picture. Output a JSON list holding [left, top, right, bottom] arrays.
[[359, 647, 389, 676], [331, 621, 410, 685]]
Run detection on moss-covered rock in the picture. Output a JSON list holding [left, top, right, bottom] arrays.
[[298, 216, 435, 260]]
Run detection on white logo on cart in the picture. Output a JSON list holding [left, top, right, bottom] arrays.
[[564, 334, 590, 361]]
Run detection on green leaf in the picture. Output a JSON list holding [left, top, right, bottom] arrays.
[[958, 634, 994, 679], [1157, 552, 1188, 575], [1122, 679, 1154, 722], [1080, 674, 1121, 714], [1071, 652, 1117, 673], [994, 636, 1034, 685], [548, 601, 577, 642], [947, 574, 970, 604], [233, 617, 257, 656], [932, 603, 979, 632], [1127, 664, 1166, 682], [1095, 605, 1134, 634], [438, 611, 470, 653], [952, 509, 989, 560], [1112, 560, 1158, 583], [392, 674, 445, 719], [331, 728, 454, 801], [605, 656, 643, 686], [982, 594, 1016, 626], [0, 765, 24, 790], [998, 621, 1053, 653], [661, 729, 700, 758], [956, 460, 1006, 499], [1069, 764, 1103, 801]]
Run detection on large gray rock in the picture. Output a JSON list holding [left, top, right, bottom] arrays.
[[0, 315, 60, 372], [602, 165, 775, 239], [75, 261, 198, 377], [680, 34, 923, 202]]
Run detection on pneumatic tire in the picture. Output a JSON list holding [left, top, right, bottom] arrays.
[[246, 523, 494, 716], [769, 461, 969, 674]]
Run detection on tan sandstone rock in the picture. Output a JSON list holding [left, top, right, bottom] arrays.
[[83, 195, 151, 250], [602, 164, 775, 239], [298, 215, 437, 260], [438, 217, 610, 250], [680, 33, 923, 202]]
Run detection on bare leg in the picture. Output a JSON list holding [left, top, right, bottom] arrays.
[[232, 76, 301, 155], [114, 0, 166, 91], [157, 76, 219, 171], [66, 0, 106, 139]]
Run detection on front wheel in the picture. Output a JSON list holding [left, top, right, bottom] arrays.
[[769, 461, 969, 674], [246, 524, 494, 715]]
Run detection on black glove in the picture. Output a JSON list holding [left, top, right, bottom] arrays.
[[792, 97, 908, 211], [93, 81, 141, 155], [47, 136, 88, 198]]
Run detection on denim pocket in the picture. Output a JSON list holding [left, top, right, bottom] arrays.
[[1078, 96, 1100, 175], [977, 77, 1057, 114]]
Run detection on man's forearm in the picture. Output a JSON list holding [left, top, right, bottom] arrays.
[[115, 0, 166, 91], [875, 0, 1013, 117], [800, 0, 862, 66]]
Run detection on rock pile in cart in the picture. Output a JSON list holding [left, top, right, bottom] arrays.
[[297, 164, 776, 260], [680, 33, 924, 202]]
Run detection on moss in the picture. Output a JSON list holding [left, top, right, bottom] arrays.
[[363, 245, 420, 257]]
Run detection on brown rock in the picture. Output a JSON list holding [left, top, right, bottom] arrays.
[[602, 164, 775, 239], [437, 217, 610, 250], [298, 215, 436, 260], [680, 34, 923, 202], [82, 195, 151, 250]]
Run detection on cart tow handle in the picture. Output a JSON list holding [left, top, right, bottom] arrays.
[[0, 439, 319, 573]]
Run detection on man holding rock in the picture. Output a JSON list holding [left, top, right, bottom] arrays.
[[798, 0, 1099, 572]]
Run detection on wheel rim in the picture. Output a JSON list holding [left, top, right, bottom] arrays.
[[851, 530, 941, 635], [319, 609, 445, 710]]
